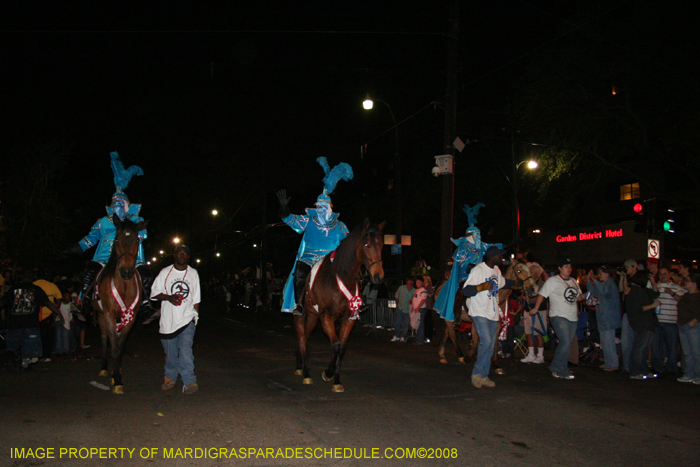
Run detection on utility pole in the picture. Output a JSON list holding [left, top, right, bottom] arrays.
[[440, 0, 459, 281]]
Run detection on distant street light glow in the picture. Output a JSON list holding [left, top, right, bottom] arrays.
[[527, 160, 538, 169], [212, 209, 218, 216], [173, 237, 180, 244], [362, 97, 374, 110]]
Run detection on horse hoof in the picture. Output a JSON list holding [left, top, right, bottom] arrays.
[[294, 369, 303, 376], [458, 357, 466, 364], [494, 368, 505, 375], [321, 371, 333, 382], [439, 358, 449, 364], [303, 378, 313, 385], [99, 370, 109, 377], [332, 384, 344, 393], [112, 385, 125, 394]]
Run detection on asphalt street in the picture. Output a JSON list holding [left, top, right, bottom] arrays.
[[1, 304, 698, 467]]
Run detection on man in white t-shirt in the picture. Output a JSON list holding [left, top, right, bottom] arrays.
[[151, 244, 201, 394], [529, 258, 584, 380], [463, 246, 514, 388]]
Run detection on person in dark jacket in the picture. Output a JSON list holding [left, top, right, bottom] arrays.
[[626, 271, 661, 380]]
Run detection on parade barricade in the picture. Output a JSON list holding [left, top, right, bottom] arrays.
[[360, 298, 396, 330]]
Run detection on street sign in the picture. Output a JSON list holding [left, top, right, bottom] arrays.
[[647, 239, 660, 259]]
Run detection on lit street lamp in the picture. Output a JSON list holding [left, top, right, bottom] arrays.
[[512, 159, 539, 253], [363, 93, 402, 282]]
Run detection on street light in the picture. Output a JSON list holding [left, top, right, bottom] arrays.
[[363, 93, 402, 282], [173, 237, 180, 244], [512, 159, 539, 252]]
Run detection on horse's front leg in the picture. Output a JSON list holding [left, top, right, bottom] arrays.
[[447, 322, 466, 363], [295, 313, 318, 384], [97, 311, 110, 377], [111, 325, 131, 394], [438, 321, 450, 364], [322, 316, 355, 393]]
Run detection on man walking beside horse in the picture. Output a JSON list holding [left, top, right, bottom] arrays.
[[463, 246, 514, 388]]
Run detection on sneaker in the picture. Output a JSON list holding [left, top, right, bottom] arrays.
[[646, 373, 658, 379], [40, 358, 51, 363], [480, 377, 496, 388], [677, 375, 694, 383], [630, 374, 648, 380], [693, 379, 700, 385], [81, 345, 91, 349], [520, 354, 536, 363], [553, 373, 575, 380], [390, 336, 399, 342], [471, 374, 482, 388], [399, 338, 405, 342], [183, 383, 199, 395], [533, 356, 545, 364], [161, 378, 175, 390]]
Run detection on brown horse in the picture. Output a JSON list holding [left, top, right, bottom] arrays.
[[93, 217, 146, 394], [436, 259, 538, 364], [294, 219, 385, 392]]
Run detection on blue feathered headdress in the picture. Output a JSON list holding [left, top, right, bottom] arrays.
[[463, 203, 485, 228], [110, 151, 143, 194], [316, 157, 353, 203]]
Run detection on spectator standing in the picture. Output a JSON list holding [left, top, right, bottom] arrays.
[[411, 277, 428, 345], [33, 275, 62, 362], [619, 259, 641, 372], [423, 276, 435, 342], [652, 267, 685, 376], [4, 270, 61, 372], [529, 258, 584, 380], [151, 245, 201, 394], [587, 266, 621, 371], [626, 271, 661, 380], [676, 274, 700, 383], [464, 246, 513, 388], [391, 278, 414, 342], [53, 291, 75, 355], [646, 259, 660, 283]]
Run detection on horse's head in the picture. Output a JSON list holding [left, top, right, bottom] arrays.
[[113, 217, 147, 280], [360, 219, 385, 284], [512, 260, 539, 298]]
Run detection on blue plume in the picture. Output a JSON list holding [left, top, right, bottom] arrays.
[[462, 203, 485, 227], [317, 157, 353, 194], [110, 151, 144, 192]]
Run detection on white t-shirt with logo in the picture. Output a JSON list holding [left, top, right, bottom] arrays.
[[151, 265, 201, 334], [464, 262, 505, 321], [538, 275, 582, 322]]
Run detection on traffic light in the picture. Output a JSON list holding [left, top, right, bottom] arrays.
[[664, 207, 675, 233], [633, 202, 647, 233]]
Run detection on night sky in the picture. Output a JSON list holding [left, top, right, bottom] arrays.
[[2, 2, 693, 275]]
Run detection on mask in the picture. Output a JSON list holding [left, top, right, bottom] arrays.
[[316, 204, 332, 224], [112, 198, 129, 221]]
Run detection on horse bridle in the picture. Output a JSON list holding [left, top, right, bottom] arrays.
[[362, 230, 383, 271]]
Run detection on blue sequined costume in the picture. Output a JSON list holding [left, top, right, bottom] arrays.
[[79, 204, 147, 266], [280, 209, 349, 313]]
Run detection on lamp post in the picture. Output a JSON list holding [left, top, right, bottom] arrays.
[[363, 94, 402, 283], [511, 158, 538, 255]]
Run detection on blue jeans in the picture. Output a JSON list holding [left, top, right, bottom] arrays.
[[621, 314, 635, 372], [629, 329, 654, 377], [472, 317, 498, 378], [394, 310, 410, 339], [651, 322, 679, 374], [161, 321, 197, 386], [550, 317, 578, 377], [679, 323, 700, 380], [599, 328, 619, 369], [6, 328, 42, 360], [415, 308, 428, 344], [53, 324, 71, 354]]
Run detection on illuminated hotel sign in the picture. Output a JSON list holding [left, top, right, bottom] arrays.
[[555, 228, 624, 243]]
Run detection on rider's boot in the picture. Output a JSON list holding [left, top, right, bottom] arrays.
[[292, 262, 311, 316], [79, 261, 103, 315], [136, 265, 156, 322]]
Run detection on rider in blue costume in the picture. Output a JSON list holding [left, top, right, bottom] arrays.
[[277, 157, 353, 315], [433, 203, 502, 321], [62, 152, 152, 316]]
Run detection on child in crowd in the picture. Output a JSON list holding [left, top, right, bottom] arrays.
[[54, 291, 75, 355]]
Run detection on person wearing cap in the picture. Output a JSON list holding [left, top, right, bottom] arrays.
[[529, 258, 585, 379], [60, 152, 154, 319], [277, 157, 353, 316], [150, 244, 201, 394], [463, 245, 514, 388]]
